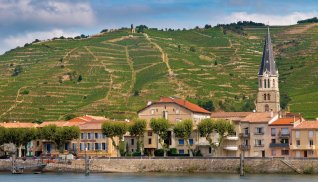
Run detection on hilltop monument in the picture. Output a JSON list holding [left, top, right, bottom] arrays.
[[256, 27, 280, 113], [131, 24, 136, 33]]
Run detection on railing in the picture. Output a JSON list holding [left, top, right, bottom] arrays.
[[239, 145, 250, 150], [254, 132, 264, 135], [225, 136, 239, 140], [239, 133, 250, 138], [254, 144, 264, 147], [269, 143, 289, 148]]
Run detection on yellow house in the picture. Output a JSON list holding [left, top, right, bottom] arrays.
[[290, 121, 318, 158], [34, 115, 118, 158]]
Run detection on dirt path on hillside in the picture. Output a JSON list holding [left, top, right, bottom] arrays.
[[284, 23, 318, 34], [143, 33, 174, 76], [125, 46, 136, 105], [0, 87, 25, 119], [84, 46, 113, 101]]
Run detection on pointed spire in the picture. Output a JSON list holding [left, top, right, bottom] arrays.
[[258, 26, 278, 76]]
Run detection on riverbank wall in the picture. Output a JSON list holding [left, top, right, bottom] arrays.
[[2, 158, 318, 174]]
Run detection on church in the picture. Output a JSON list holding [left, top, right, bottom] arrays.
[[256, 27, 280, 113]]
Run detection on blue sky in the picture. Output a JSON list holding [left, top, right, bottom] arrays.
[[1, 0, 318, 54]]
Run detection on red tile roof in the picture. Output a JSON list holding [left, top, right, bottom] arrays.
[[269, 117, 299, 126], [241, 112, 277, 123], [294, 121, 318, 129], [138, 97, 210, 114]]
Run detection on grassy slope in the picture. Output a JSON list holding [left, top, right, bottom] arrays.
[[0, 24, 317, 121]]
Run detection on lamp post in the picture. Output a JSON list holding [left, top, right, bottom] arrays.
[[85, 147, 89, 176]]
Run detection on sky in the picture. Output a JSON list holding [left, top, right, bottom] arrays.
[[1, 0, 318, 54]]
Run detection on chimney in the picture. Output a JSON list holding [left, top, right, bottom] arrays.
[[147, 101, 152, 106], [270, 110, 273, 118]]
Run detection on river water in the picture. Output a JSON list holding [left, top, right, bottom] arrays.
[[0, 173, 318, 182]]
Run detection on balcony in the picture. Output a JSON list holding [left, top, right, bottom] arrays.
[[254, 132, 264, 135], [239, 133, 250, 138], [290, 145, 316, 150], [269, 143, 289, 148], [224, 146, 238, 151], [225, 136, 239, 140], [254, 144, 264, 147], [239, 145, 250, 150]]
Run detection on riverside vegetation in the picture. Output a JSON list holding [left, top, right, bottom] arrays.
[[0, 21, 317, 122]]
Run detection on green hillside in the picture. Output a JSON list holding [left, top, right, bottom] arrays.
[[0, 23, 317, 122]]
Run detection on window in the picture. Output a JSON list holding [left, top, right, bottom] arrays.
[[295, 131, 300, 138], [81, 133, 84, 139], [131, 138, 135, 146], [163, 111, 168, 119], [308, 150, 314, 156], [87, 143, 90, 150], [309, 140, 313, 146], [151, 109, 155, 115], [281, 139, 289, 144], [281, 128, 289, 135], [148, 138, 152, 145], [176, 109, 180, 114], [271, 150, 276, 156], [259, 79, 262, 88], [264, 94, 267, 100], [255, 127, 264, 135], [179, 150, 184, 154], [267, 94, 271, 100], [296, 140, 300, 146], [255, 139, 263, 146], [148, 131, 152, 136], [208, 147, 212, 154], [265, 104, 269, 112], [102, 143, 107, 150], [273, 79, 275, 88], [309, 131, 314, 138], [87, 133, 91, 139], [65, 143, 69, 150], [178, 139, 184, 145], [264, 80, 267, 88], [268, 79, 270, 88], [95, 133, 99, 139], [281, 150, 289, 155], [80, 143, 84, 151], [189, 139, 194, 145], [271, 128, 276, 136], [271, 139, 276, 144]]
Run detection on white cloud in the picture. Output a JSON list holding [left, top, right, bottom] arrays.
[[221, 11, 318, 25], [0, 0, 96, 27], [1, 29, 80, 54]]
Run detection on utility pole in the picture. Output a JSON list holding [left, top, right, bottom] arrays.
[[85, 147, 89, 176]]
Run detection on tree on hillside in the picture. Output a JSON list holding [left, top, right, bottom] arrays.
[[102, 121, 128, 157], [198, 119, 234, 155], [198, 100, 215, 112], [0, 127, 7, 146], [128, 119, 147, 155], [150, 118, 169, 157], [136, 25, 148, 33], [204, 24, 212, 29], [173, 119, 194, 157]]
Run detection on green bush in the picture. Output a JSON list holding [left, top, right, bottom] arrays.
[[132, 151, 141, 156], [154, 149, 164, 156], [303, 166, 314, 174], [21, 90, 29, 95]]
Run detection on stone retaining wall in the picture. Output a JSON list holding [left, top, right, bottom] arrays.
[[1, 158, 318, 174]]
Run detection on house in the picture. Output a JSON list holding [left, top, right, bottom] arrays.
[[268, 117, 301, 157], [34, 116, 118, 158], [136, 96, 211, 155], [290, 120, 318, 158]]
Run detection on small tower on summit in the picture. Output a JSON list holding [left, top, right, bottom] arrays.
[[131, 24, 136, 33], [256, 26, 280, 113]]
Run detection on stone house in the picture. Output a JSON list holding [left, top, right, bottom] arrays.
[[135, 96, 211, 155]]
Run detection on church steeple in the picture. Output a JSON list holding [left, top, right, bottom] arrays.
[[258, 26, 278, 76], [256, 27, 280, 113]]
